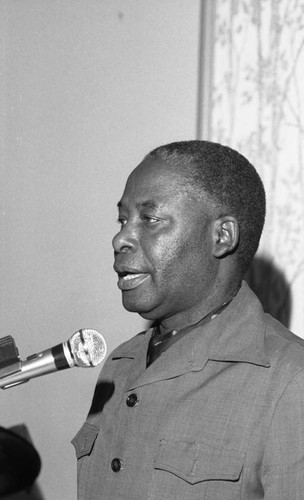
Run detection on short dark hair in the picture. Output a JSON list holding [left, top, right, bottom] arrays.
[[145, 140, 266, 275]]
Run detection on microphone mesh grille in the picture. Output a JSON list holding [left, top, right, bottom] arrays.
[[69, 329, 107, 368]]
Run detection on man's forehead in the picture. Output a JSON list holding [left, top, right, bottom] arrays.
[[125, 158, 193, 194], [117, 164, 209, 217], [118, 169, 186, 209]]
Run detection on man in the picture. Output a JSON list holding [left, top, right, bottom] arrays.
[[73, 141, 304, 499]]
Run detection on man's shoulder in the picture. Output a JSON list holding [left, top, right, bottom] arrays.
[[265, 314, 304, 374]]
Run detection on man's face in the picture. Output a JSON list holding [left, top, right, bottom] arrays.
[[112, 158, 218, 326]]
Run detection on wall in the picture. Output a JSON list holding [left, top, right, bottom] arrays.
[[0, 1, 200, 498]]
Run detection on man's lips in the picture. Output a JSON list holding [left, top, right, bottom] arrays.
[[116, 270, 150, 291]]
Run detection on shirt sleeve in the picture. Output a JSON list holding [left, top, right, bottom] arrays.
[[262, 369, 304, 499]]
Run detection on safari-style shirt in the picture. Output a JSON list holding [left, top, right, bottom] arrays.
[[73, 282, 304, 499]]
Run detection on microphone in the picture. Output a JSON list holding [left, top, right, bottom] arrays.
[[0, 329, 107, 390]]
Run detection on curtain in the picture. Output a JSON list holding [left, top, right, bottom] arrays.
[[199, 0, 304, 336]]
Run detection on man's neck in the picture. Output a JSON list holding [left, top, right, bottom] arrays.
[[157, 282, 241, 335]]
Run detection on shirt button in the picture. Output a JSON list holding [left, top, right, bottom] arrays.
[[126, 393, 138, 407], [111, 458, 122, 472]]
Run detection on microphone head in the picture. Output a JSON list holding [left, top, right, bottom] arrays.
[[68, 329, 107, 368]]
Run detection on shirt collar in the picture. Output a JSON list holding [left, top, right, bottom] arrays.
[[192, 281, 270, 368], [110, 281, 270, 390]]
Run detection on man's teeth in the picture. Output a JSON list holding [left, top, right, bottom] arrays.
[[123, 273, 143, 280]]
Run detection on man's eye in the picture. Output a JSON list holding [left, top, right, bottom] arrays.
[[117, 217, 127, 227], [143, 215, 159, 224]]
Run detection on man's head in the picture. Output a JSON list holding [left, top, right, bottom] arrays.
[[113, 140, 266, 329], [146, 140, 266, 275]]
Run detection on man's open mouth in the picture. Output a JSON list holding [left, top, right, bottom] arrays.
[[117, 272, 149, 291]]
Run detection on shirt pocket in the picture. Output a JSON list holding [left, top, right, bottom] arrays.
[[154, 438, 245, 485], [71, 422, 99, 460]]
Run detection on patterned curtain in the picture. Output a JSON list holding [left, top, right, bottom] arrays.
[[199, 0, 304, 335]]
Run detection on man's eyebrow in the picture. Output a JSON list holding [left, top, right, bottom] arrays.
[[117, 200, 159, 209], [139, 200, 158, 209]]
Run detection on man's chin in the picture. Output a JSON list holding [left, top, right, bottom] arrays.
[[122, 296, 158, 320]]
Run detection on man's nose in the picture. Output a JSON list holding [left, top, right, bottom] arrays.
[[112, 223, 138, 254]]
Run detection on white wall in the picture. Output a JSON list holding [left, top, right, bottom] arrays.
[[0, 1, 200, 498]]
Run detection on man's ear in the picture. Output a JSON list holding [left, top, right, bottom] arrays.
[[212, 216, 239, 258]]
